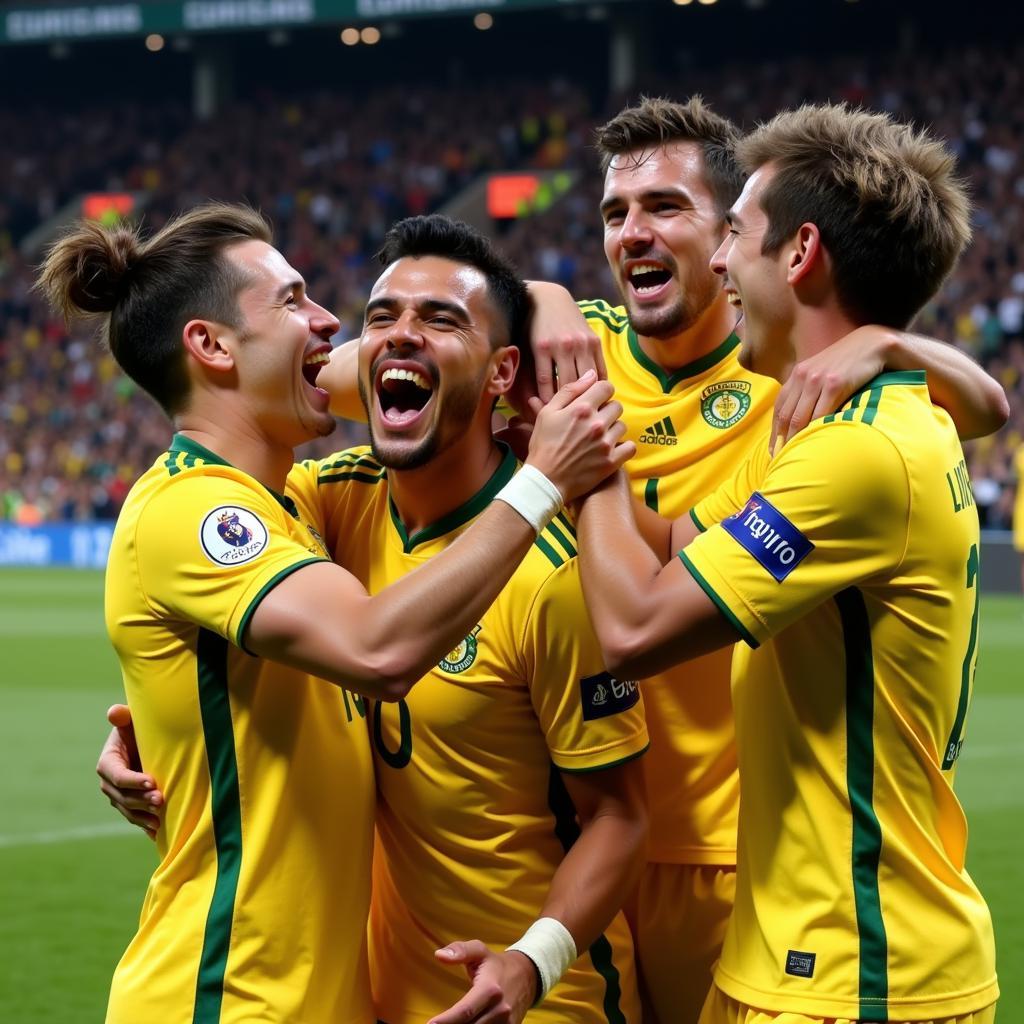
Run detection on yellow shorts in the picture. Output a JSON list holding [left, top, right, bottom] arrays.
[[697, 985, 997, 1024], [624, 862, 737, 1024]]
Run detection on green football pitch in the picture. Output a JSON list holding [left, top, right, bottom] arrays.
[[0, 568, 1020, 1022]]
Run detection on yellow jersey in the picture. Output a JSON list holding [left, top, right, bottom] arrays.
[[105, 434, 376, 1024], [309, 443, 649, 1024], [581, 299, 775, 863], [681, 372, 998, 1020]]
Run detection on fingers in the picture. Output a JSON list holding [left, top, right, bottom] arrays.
[[106, 703, 132, 728], [100, 779, 160, 837], [435, 940, 490, 966], [610, 439, 637, 471], [534, 354, 557, 406], [543, 369, 598, 411]]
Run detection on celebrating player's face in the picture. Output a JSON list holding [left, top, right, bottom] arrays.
[[601, 141, 726, 340], [711, 166, 794, 381], [222, 240, 340, 446], [358, 255, 509, 470]]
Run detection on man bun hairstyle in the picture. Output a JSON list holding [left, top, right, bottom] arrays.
[[736, 103, 972, 329], [594, 95, 746, 219], [37, 202, 272, 416], [376, 214, 529, 349]]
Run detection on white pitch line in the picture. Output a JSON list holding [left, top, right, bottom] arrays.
[[0, 822, 133, 849]]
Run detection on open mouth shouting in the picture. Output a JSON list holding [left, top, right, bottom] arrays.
[[625, 259, 674, 303], [302, 343, 332, 408], [374, 359, 436, 431]]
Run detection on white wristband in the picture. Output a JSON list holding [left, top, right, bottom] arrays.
[[494, 464, 563, 536], [505, 916, 577, 1004]]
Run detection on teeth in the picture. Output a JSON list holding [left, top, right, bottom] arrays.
[[382, 367, 431, 391], [629, 264, 665, 279], [303, 351, 331, 366]]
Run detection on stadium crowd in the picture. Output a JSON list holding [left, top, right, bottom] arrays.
[[2, 47, 1022, 525]]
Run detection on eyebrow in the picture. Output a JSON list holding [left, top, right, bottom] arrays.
[[274, 279, 305, 303], [600, 187, 694, 216], [364, 296, 470, 320]]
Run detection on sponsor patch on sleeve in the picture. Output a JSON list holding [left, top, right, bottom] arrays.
[[200, 506, 270, 566], [785, 950, 816, 978], [722, 492, 813, 582], [580, 672, 640, 721]]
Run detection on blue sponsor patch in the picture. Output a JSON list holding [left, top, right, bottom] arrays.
[[580, 672, 640, 721], [785, 950, 816, 978], [722, 492, 813, 582]]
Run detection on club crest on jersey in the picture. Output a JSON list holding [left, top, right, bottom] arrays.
[[722, 492, 813, 582], [200, 506, 269, 566], [439, 624, 481, 674], [701, 380, 751, 429], [580, 672, 639, 721]]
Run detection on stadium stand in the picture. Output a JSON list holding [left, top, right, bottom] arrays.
[[2, 44, 1021, 525]]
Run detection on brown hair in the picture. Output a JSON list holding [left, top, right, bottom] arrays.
[[736, 103, 971, 328], [37, 202, 272, 415], [594, 95, 745, 218]]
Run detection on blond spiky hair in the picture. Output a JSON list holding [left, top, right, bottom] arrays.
[[735, 103, 971, 327]]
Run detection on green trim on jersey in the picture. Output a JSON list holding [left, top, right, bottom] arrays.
[[626, 329, 741, 395], [546, 518, 577, 560], [193, 628, 243, 1024], [688, 507, 706, 533], [166, 433, 300, 516], [546, 765, 627, 1024], [318, 451, 386, 486], [236, 557, 331, 654], [826, 370, 928, 425], [557, 743, 649, 774], [578, 299, 628, 335], [644, 478, 659, 514], [835, 587, 889, 1022], [677, 551, 759, 648], [388, 443, 516, 553]]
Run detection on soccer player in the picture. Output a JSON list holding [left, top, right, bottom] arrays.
[[312, 215, 648, 1023], [576, 103, 998, 1024], [526, 95, 1008, 1024], [40, 203, 630, 1024]]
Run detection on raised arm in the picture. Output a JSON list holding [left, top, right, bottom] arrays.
[[577, 473, 739, 678], [316, 339, 366, 422], [773, 326, 1009, 447], [249, 376, 634, 699]]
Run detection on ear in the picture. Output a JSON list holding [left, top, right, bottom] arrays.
[[182, 319, 236, 373], [485, 345, 521, 397], [786, 223, 824, 286]]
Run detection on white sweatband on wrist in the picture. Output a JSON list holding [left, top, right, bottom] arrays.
[[505, 916, 577, 1004], [494, 464, 563, 536]]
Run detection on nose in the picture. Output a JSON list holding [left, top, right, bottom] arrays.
[[309, 299, 341, 340], [710, 235, 731, 278], [385, 309, 425, 351], [619, 206, 654, 252]]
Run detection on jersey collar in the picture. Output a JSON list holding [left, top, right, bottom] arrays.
[[627, 328, 741, 394], [166, 433, 300, 519], [389, 442, 517, 553]]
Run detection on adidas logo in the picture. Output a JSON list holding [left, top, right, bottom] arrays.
[[640, 416, 678, 445]]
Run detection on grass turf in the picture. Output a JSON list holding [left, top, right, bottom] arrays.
[[0, 569, 1020, 1021]]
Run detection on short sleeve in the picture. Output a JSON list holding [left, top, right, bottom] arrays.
[[307, 446, 386, 567], [679, 422, 910, 647], [521, 558, 649, 773], [134, 471, 329, 649], [689, 429, 772, 532]]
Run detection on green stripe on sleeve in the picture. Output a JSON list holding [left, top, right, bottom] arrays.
[[533, 534, 564, 570], [545, 519, 577, 560], [236, 557, 329, 654], [688, 507, 706, 533], [860, 386, 883, 426], [645, 479, 659, 514], [192, 629, 243, 1024], [834, 587, 888, 1021], [677, 550, 759, 648], [318, 471, 387, 485], [556, 743, 649, 774]]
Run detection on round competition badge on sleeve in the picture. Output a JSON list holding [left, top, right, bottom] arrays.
[[200, 506, 270, 565]]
